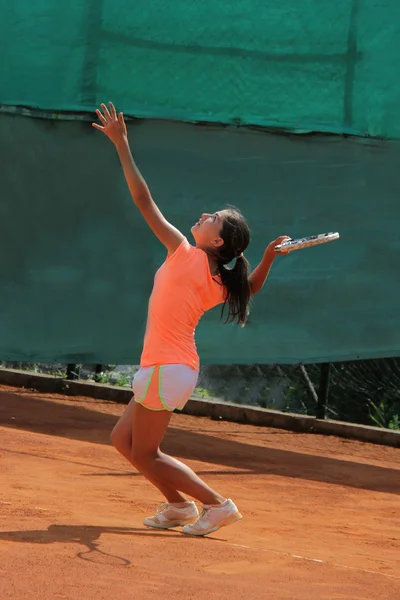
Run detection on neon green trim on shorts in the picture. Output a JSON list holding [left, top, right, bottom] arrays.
[[134, 400, 167, 412], [158, 365, 173, 411], [134, 365, 173, 412], [137, 366, 155, 403]]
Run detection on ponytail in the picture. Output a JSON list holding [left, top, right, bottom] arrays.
[[212, 206, 251, 326], [218, 254, 251, 326]]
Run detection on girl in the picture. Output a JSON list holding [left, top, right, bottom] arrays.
[[93, 103, 290, 536]]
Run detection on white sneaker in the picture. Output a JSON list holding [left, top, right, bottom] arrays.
[[143, 501, 199, 529], [182, 499, 242, 536]]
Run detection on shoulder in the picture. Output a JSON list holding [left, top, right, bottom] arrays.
[[167, 238, 205, 263], [167, 238, 217, 280]]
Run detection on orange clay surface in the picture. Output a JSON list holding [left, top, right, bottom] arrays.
[[0, 384, 399, 600]]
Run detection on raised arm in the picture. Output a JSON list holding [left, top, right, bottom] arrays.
[[93, 103, 185, 255], [249, 236, 291, 295]]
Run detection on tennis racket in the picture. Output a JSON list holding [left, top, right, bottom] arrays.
[[274, 232, 340, 253]]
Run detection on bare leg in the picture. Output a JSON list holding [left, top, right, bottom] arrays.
[[111, 398, 186, 503], [130, 402, 225, 506]]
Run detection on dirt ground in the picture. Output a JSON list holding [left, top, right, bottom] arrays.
[[0, 384, 399, 600]]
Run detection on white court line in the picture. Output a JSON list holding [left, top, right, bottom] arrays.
[[226, 542, 399, 580]]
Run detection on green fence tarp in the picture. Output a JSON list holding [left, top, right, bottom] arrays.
[[0, 114, 399, 364], [1, 1, 399, 138]]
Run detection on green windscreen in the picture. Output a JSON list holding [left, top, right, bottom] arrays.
[[0, 114, 398, 364], [0, 1, 399, 138]]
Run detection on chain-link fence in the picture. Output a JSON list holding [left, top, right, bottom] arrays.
[[2, 359, 399, 430]]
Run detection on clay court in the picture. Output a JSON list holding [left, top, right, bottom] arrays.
[[0, 384, 399, 599]]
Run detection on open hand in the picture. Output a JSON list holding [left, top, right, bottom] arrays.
[[92, 102, 127, 144]]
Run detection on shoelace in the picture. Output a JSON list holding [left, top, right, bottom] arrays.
[[155, 503, 170, 515], [196, 507, 210, 523]]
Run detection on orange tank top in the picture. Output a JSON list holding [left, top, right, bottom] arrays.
[[140, 238, 226, 371]]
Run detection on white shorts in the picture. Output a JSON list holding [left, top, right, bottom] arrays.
[[133, 364, 198, 412]]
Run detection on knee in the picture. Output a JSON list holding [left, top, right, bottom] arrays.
[[130, 445, 157, 470], [110, 425, 130, 455]]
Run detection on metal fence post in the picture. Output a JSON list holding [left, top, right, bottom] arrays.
[[66, 364, 80, 381], [94, 364, 103, 382], [316, 363, 331, 419]]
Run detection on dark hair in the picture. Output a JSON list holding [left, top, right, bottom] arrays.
[[215, 208, 251, 326]]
